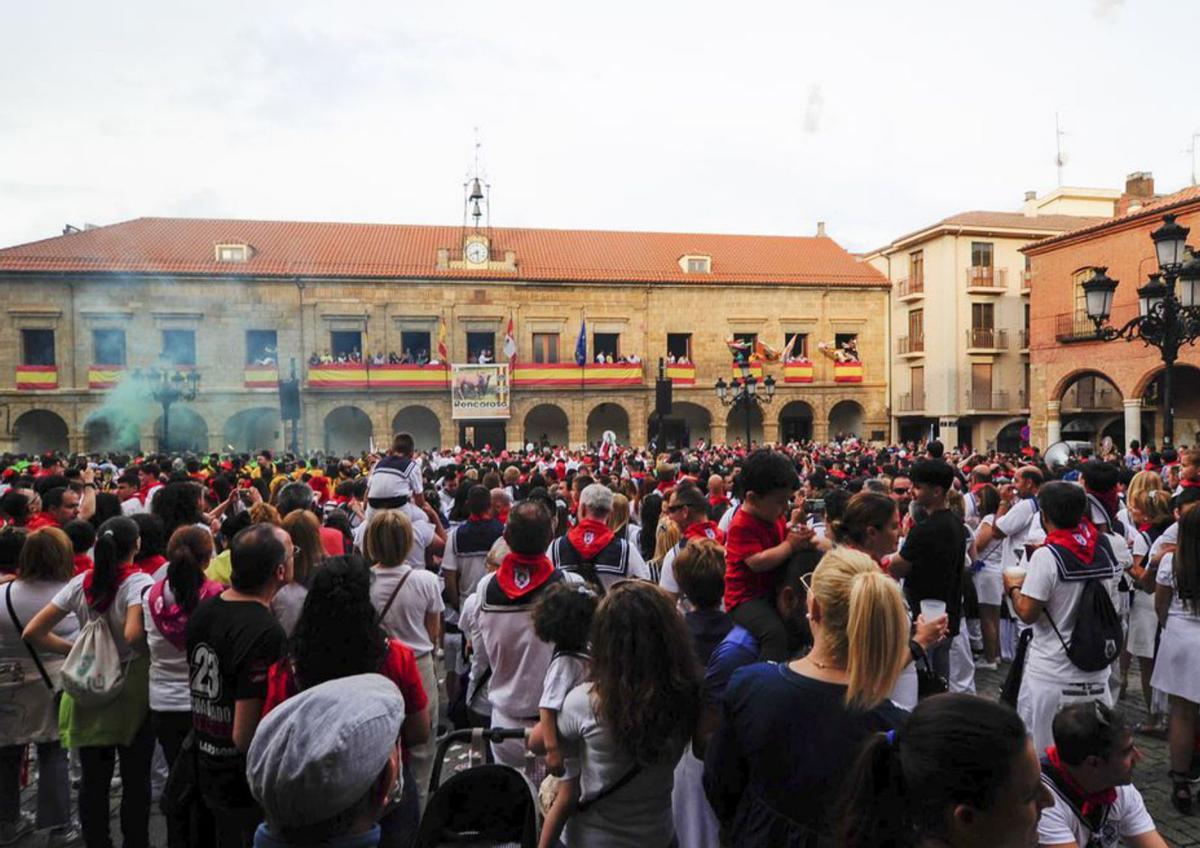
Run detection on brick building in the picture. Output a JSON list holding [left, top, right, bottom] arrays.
[[0, 215, 890, 454], [1025, 178, 1200, 450]]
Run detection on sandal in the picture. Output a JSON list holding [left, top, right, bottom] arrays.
[[1135, 718, 1167, 739], [1171, 772, 1194, 816]]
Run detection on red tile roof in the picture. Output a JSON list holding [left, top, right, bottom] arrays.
[[1023, 185, 1200, 253], [0, 217, 888, 287], [873, 210, 1109, 254]]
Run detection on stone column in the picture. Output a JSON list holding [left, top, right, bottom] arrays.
[[568, 406, 587, 450], [1123, 399, 1142, 447], [709, 422, 727, 446], [1046, 400, 1061, 446], [762, 416, 779, 445]]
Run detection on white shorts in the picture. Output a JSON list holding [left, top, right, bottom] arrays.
[[1018, 673, 1112, 754], [972, 564, 1003, 606]]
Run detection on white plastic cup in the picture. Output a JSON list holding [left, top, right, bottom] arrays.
[[1003, 566, 1027, 582], [919, 599, 947, 620]]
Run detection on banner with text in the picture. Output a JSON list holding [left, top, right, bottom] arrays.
[[451, 363, 511, 420]]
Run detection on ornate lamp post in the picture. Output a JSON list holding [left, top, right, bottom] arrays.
[[715, 360, 776, 445], [134, 367, 201, 451], [1080, 214, 1200, 449]]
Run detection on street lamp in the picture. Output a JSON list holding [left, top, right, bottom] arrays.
[[134, 367, 201, 451], [715, 360, 776, 445], [1081, 214, 1200, 448]]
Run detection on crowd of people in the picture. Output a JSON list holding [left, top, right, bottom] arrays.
[[308, 350, 442, 367], [0, 431, 1190, 847]]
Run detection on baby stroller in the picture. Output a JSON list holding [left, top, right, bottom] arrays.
[[415, 727, 542, 848]]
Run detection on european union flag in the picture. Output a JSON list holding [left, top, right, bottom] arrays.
[[574, 319, 587, 366]]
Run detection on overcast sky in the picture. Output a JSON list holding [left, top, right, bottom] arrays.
[[2, 0, 1197, 253]]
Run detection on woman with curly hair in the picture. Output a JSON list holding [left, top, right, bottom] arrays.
[[261, 555, 430, 846], [151, 480, 207, 540], [533, 580, 702, 846]]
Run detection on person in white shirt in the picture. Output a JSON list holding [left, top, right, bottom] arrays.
[[1037, 701, 1165, 848], [1005, 482, 1117, 754], [977, 466, 1045, 575]]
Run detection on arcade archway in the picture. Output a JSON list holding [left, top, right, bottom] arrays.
[[392, 406, 441, 452], [324, 406, 373, 455], [829, 400, 865, 439], [14, 410, 69, 455], [524, 404, 569, 448], [586, 403, 630, 446], [224, 408, 281, 453]]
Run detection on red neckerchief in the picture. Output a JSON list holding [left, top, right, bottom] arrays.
[[1088, 487, 1120, 519], [708, 494, 730, 509], [1044, 746, 1117, 817], [567, 518, 615, 560], [1181, 478, 1200, 489], [83, 563, 137, 612], [134, 554, 167, 576], [496, 552, 555, 599], [138, 481, 157, 504], [684, 520, 726, 545], [26, 512, 60, 531], [655, 480, 675, 495], [1045, 519, 1099, 566], [467, 513, 492, 523], [1138, 521, 1152, 533]]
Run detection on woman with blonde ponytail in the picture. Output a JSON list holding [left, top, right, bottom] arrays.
[[704, 547, 911, 847]]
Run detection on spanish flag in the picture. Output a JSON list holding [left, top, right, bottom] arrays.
[[437, 320, 448, 363], [16, 366, 57, 390]]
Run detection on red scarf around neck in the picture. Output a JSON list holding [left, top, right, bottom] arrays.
[[1044, 519, 1099, 565], [496, 552, 554, 599], [1180, 478, 1200, 489], [1088, 487, 1120, 522], [684, 520, 726, 545], [467, 513, 493, 523], [1045, 746, 1117, 817], [567, 519, 615, 560], [83, 563, 137, 612]]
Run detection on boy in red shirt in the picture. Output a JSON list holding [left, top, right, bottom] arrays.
[[724, 449, 814, 661]]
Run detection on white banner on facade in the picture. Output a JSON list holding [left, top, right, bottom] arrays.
[[451, 363, 511, 420]]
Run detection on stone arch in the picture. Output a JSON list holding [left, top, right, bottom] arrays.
[[586, 402, 630, 446], [995, 419, 1027, 454], [650, 401, 711, 449], [324, 406, 373, 456], [725, 405, 764, 445], [14, 410, 69, 455], [524, 403, 570, 448], [829, 400, 865, 439], [153, 407, 209, 453], [391, 406, 441, 451], [778, 400, 815, 443], [84, 413, 142, 454], [1052, 369, 1124, 405], [224, 408, 282, 453]]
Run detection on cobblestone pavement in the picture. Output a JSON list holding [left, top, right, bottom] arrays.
[[13, 663, 1200, 846]]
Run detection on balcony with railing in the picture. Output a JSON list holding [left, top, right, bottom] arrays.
[[896, 334, 925, 356], [1054, 312, 1100, 343], [966, 266, 1007, 292], [896, 392, 925, 413], [965, 389, 1010, 411], [1018, 390, 1029, 409], [1021, 270, 1032, 293], [896, 276, 924, 300], [965, 328, 1008, 351], [1018, 329, 1029, 350]]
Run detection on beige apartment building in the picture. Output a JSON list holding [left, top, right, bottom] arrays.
[[867, 184, 1132, 450]]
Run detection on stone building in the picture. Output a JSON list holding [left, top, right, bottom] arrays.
[[0, 214, 889, 454], [1025, 179, 1200, 451], [865, 187, 1117, 452]]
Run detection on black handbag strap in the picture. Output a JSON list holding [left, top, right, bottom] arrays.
[[378, 568, 413, 621], [577, 762, 643, 813], [5, 583, 56, 692]]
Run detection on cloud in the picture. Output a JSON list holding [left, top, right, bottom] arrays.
[[1092, 0, 1123, 19]]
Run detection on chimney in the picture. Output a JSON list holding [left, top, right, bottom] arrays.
[[1125, 171, 1155, 199], [816, 221, 827, 237]]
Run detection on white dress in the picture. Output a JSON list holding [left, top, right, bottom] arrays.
[[1151, 554, 1200, 703]]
